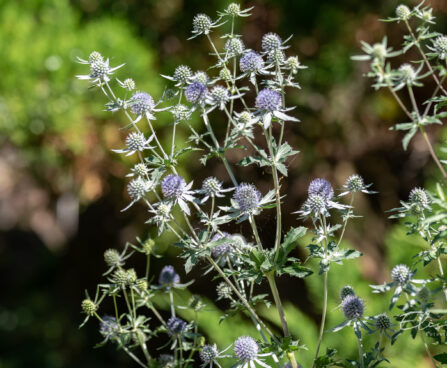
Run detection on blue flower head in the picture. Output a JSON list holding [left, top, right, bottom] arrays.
[[233, 183, 261, 212], [211, 232, 233, 258], [159, 265, 180, 286], [240, 51, 264, 73], [308, 178, 334, 200], [234, 336, 258, 362], [185, 82, 207, 103], [167, 316, 187, 335], [341, 295, 364, 320], [255, 88, 281, 112], [161, 174, 186, 199], [129, 91, 154, 115]]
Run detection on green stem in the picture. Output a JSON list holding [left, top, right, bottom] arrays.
[[312, 271, 328, 367], [356, 335, 365, 368]]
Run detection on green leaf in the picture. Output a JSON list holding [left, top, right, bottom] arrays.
[[277, 227, 307, 265], [402, 127, 418, 150], [434, 353, 447, 364], [278, 263, 313, 278]]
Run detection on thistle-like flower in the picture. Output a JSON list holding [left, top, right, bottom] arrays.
[[240, 51, 265, 74], [185, 82, 208, 104], [76, 53, 124, 85], [190, 14, 223, 39], [234, 336, 271, 368], [375, 313, 391, 331], [167, 316, 187, 335], [118, 78, 136, 91], [308, 178, 334, 200], [113, 131, 155, 156], [233, 183, 261, 213], [340, 174, 376, 196], [261, 33, 283, 52], [408, 187, 430, 213], [99, 316, 119, 341], [161, 174, 195, 215], [162, 65, 193, 86], [216, 282, 233, 300], [127, 163, 150, 178], [218, 3, 253, 18], [210, 232, 234, 258], [159, 265, 180, 288], [147, 202, 174, 235], [341, 295, 365, 320], [395, 4, 411, 20], [171, 104, 192, 122], [207, 85, 230, 110], [198, 176, 233, 203], [391, 264, 411, 285], [128, 91, 157, 120], [224, 37, 245, 58], [340, 285, 355, 301], [254, 88, 298, 128], [200, 344, 219, 366]]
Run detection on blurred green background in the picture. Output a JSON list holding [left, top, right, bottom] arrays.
[[0, 0, 446, 367]]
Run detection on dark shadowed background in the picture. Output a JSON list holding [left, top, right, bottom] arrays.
[[0, 0, 446, 367]]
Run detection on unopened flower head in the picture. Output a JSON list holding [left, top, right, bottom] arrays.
[[268, 48, 285, 64], [409, 187, 429, 207], [100, 316, 119, 339], [396, 4, 411, 20], [340, 285, 355, 300], [88, 51, 103, 64], [240, 51, 264, 73], [185, 82, 207, 103], [225, 37, 245, 57], [341, 295, 364, 320], [399, 64, 416, 84], [233, 183, 261, 212], [217, 281, 232, 299], [125, 131, 148, 152], [238, 111, 253, 124], [171, 104, 191, 121], [161, 174, 186, 199], [90, 60, 109, 79], [305, 194, 327, 215], [81, 299, 97, 316], [104, 249, 122, 267], [391, 264, 411, 285], [375, 313, 391, 331], [211, 232, 233, 258], [112, 269, 128, 286], [261, 33, 282, 52], [234, 336, 258, 362], [372, 43, 387, 60], [193, 14, 212, 34], [200, 344, 219, 364], [159, 265, 180, 286], [210, 85, 230, 106], [345, 174, 364, 193], [227, 3, 241, 15], [131, 163, 149, 177], [127, 177, 150, 201], [255, 88, 282, 112], [220, 68, 232, 81], [167, 316, 187, 335], [285, 56, 301, 73], [308, 178, 334, 199], [129, 91, 154, 115], [202, 177, 223, 197], [122, 78, 135, 91], [432, 36, 447, 59], [174, 65, 192, 84], [193, 71, 209, 85]]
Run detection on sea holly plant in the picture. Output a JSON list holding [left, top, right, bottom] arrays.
[[75, 2, 446, 368]]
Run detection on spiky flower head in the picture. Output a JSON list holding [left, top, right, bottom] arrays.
[[202, 177, 223, 197], [125, 131, 147, 152], [225, 38, 245, 57], [340, 285, 355, 300], [137, 279, 148, 291], [188, 295, 203, 311], [100, 316, 119, 339], [122, 78, 135, 91], [185, 82, 207, 103], [233, 183, 261, 212], [210, 85, 230, 106], [255, 88, 282, 112], [399, 64, 416, 84], [240, 51, 264, 73], [220, 67, 232, 81], [234, 336, 258, 362], [174, 65, 192, 84], [211, 232, 233, 258], [104, 249, 122, 267], [127, 177, 150, 201], [285, 56, 301, 73], [90, 60, 109, 79], [372, 43, 387, 60], [217, 282, 233, 300], [167, 316, 187, 335], [341, 295, 365, 320], [132, 163, 150, 177], [308, 178, 334, 199], [227, 3, 241, 15], [375, 313, 391, 331], [126, 268, 137, 284], [391, 264, 411, 285], [238, 111, 253, 124], [82, 299, 97, 316], [171, 104, 190, 121], [159, 265, 180, 286], [158, 354, 175, 368], [345, 174, 364, 193], [200, 344, 219, 364], [88, 51, 103, 64], [396, 4, 411, 20], [433, 36, 447, 59], [306, 194, 327, 215], [418, 286, 431, 301], [112, 269, 128, 287], [268, 48, 285, 64], [161, 174, 186, 199], [193, 71, 209, 85], [262, 33, 282, 52], [409, 187, 429, 207], [143, 238, 155, 255], [129, 91, 154, 115], [193, 14, 212, 34]]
